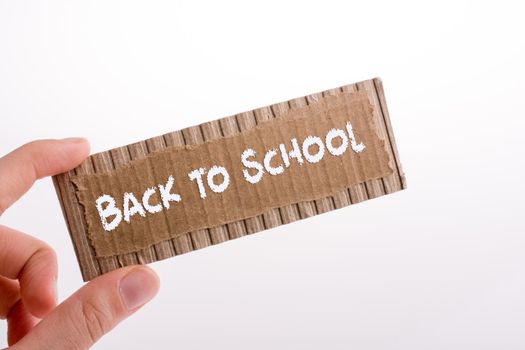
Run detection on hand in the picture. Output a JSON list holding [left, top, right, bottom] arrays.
[[0, 139, 160, 349]]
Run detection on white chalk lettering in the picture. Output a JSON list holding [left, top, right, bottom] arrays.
[[279, 138, 303, 167], [158, 176, 182, 209], [346, 122, 366, 153], [94, 119, 367, 233], [241, 148, 264, 184], [325, 128, 349, 156], [96, 176, 182, 231], [302, 136, 325, 164], [142, 187, 162, 214], [188, 168, 207, 199], [123, 192, 146, 223], [240, 120, 366, 184], [264, 149, 284, 176], [96, 194, 122, 232], [207, 165, 230, 193]]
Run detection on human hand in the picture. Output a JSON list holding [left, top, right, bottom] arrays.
[[0, 139, 160, 349]]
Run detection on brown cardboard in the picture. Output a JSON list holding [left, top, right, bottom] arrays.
[[72, 92, 391, 257], [53, 78, 406, 281]]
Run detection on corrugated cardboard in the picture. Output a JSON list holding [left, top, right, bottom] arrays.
[[53, 78, 406, 281]]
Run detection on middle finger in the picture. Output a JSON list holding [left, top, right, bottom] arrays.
[[0, 225, 57, 318]]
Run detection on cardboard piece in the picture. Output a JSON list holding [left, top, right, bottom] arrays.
[[53, 78, 406, 281]]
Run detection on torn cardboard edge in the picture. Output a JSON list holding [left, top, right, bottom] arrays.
[[73, 92, 392, 257], [53, 77, 406, 281]]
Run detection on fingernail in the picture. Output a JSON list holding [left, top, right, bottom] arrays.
[[60, 137, 87, 144], [119, 267, 159, 310]]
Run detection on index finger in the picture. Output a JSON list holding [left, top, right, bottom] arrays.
[[0, 138, 90, 215]]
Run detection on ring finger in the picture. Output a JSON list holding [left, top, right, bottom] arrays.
[[0, 275, 20, 319]]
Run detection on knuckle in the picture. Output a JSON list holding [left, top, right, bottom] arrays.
[[79, 299, 114, 344], [35, 244, 57, 262], [26, 245, 57, 275], [44, 245, 57, 263]]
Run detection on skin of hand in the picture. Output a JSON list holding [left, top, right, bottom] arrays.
[[0, 138, 160, 349]]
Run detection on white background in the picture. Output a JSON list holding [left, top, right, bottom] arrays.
[[1, 1, 524, 349]]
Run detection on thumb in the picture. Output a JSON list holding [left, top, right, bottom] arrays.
[[12, 266, 160, 350]]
